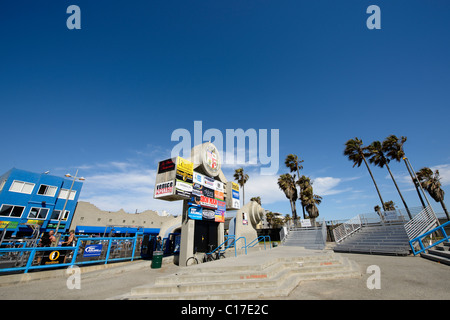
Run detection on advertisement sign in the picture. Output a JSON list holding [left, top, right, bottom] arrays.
[[154, 181, 174, 198], [157, 158, 176, 174], [202, 209, 216, 221], [202, 186, 215, 199], [193, 172, 204, 186], [175, 179, 192, 198], [203, 176, 215, 189], [200, 195, 217, 209], [83, 244, 103, 257], [41, 250, 66, 265], [188, 206, 203, 220], [0, 221, 19, 229], [215, 200, 226, 223], [176, 159, 193, 183]]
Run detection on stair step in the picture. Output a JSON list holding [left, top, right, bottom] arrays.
[[119, 258, 360, 300]]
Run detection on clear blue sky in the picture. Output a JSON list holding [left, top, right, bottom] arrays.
[[1, 0, 449, 221]]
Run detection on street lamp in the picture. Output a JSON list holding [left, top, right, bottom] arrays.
[[53, 169, 85, 246]]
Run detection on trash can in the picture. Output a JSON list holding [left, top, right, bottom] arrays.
[[272, 242, 278, 248], [151, 251, 163, 269]]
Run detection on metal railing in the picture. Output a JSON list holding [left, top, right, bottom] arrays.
[[404, 205, 439, 241], [409, 221, 450, 256], [333, 215, 362, 243], [0, 233, 143, 274], [246, 235, 271, 250]]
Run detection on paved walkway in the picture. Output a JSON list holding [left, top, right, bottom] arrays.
[[0, 247, 449, 300]]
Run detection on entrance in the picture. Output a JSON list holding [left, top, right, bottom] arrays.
[[194, 220, 219, 252]]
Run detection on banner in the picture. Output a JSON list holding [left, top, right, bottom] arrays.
[[188, 206, 203, 220], [83, 244, 103, 257], [215, 200, 226, 223], [154, 181, 174, 198]]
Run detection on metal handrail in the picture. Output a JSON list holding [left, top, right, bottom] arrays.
[[409, 220, 450, 255], [246, 235, 271, 250], [0, 233, 143, 274]]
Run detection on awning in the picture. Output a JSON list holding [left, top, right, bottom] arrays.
[[75, 225, 160, 235]]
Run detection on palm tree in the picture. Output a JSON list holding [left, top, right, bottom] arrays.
[[366, 140, 412, 219], [234, 168, 249, 206], [384, 200, 396, 211], [284, 214, 292, 227], [277, 173, 298, 224], [285, 154, 304, 182], [250, 196, 261, 206], [344, 137, 386, 210], [416, 167, 450, 221], [265, 211, 274, 228], [383, 135, 426, 208], [297, 175, 311, 219], [302, 186, 322, 226]]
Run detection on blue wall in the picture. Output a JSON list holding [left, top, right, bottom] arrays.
[[0, 168, 83, 235]]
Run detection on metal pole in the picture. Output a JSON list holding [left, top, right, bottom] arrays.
[[54, 169, 79, 244]]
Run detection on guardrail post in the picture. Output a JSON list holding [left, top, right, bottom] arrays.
[[105, 238, 113, 264], [24, 248, 36, 274]]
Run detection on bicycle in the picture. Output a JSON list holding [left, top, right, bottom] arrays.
[[204, 244, 226, 262], [186, 247, 199, 266]]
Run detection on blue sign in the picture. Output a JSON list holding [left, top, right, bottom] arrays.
[[188, 206, 203, 220], [83, 244, 103, 257]]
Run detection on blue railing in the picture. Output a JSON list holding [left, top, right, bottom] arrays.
[[0, 233, 143, 274], [220, 235, 247, 257], [409, 221, 450, 256], [246, 235, 271, 250]]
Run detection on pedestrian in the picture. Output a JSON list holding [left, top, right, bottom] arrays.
[[39, 230, 56, 247], [62, 230, 76, 247]]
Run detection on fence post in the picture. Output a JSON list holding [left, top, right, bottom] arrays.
[[24, 248, 36, 274], [105, 238, 113, 264]]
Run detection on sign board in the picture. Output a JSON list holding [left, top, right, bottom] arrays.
[[300, 219, 312, 227], [154, 156, 193, 201], [83, 244, 103, 257], [226, 181, 240, 210]]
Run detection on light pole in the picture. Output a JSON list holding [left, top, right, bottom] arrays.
[[53, 169, 85, 246]]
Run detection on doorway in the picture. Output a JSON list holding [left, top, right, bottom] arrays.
[[194, 220, 219, 252]]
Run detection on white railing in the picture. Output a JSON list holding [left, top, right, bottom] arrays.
[[333, 215, 362, 243], [404, 205, 439, 241]]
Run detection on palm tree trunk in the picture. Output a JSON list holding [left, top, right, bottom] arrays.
[[289, 200, 298, 225], [403, 159, 426, 208], [440, 200, 450, 221], [362, 156, 386, 211], [385, 163, 412, 219]]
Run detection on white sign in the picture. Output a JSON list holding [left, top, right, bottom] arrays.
[[300, 219, 312, 227], [154, 181, 174, 198]]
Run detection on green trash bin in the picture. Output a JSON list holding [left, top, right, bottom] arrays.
[[151, 251, 163, 269]]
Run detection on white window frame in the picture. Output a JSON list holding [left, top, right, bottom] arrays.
[[37, 184, 58, 197], [58, 188, 76, 201], [9, 180, 35, 194], [50, 209, 70, 221], [0, 180, 6, 192], [0, 204, 25, 218], [27, 207, 49, 220]]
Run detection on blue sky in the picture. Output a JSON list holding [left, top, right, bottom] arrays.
[[1, 0, 449, 221]]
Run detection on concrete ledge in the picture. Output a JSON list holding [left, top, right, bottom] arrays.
[[0, 255, 175, 287]]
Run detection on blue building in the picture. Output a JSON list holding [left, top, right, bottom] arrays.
[[0, 168, 83, 237]]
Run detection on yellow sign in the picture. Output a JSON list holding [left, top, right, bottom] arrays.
[[49, 251, 60, 261], [232, 182, 240, 192], [176, 157, 193, 174]]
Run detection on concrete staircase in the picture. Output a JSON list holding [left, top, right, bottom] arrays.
[[420, 242, 450, 266], [113, 248, 361, 300], [283, 228, 326, 250], [333, 223, 411, 256]]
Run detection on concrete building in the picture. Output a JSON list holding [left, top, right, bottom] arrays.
[[70, 201, 177, 235]]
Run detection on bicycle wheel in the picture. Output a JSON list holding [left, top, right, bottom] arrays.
[[219, 252, 226, 259], [205, 253, 215, 262], [186, 256, 198, 266]]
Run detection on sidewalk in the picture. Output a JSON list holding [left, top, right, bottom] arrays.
[[0, 247, 449, 300]]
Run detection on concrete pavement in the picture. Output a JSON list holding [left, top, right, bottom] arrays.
[[0, 246, 449, 300]]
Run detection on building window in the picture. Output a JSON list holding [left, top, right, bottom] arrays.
[[58, 188, 76, 200], [9, 180, 35, 194], [0, 204, 25, 218], [28, 207, 49, 220], [50, 210, 69, 221], [0, 180, 6, 191], [37, 184, 58, 197]]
